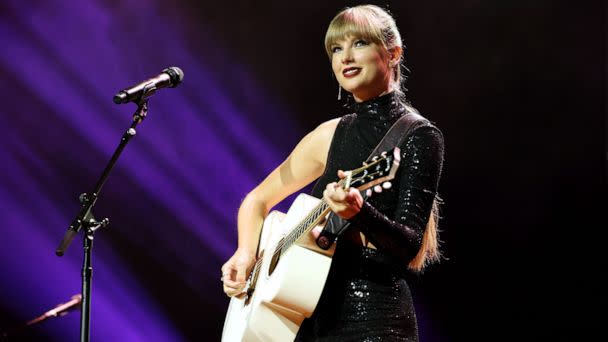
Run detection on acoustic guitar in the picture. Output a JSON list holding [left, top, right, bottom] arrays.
[[221, 148, 401, 342]]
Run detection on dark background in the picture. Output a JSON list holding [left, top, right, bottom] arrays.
[[0, 0, 604, 341]]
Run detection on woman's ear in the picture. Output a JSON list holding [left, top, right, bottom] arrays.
[[388, 46, 403, 67]]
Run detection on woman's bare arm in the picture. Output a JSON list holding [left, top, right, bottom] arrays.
[[222, 118, 340, 296]]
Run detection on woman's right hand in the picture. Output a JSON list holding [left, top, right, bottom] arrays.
[[221, 248, 257, 297]]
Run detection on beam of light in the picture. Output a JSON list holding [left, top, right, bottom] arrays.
[[0, 0, 300, 340]]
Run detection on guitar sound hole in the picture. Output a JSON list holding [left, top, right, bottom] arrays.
[[245, 290, 253, 305], [268, 252, 281, 276]]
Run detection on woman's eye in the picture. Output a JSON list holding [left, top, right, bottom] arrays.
[[354, 40, 368, 47], [331, 46, 342, 53]]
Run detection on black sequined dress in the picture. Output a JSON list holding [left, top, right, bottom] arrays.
[[294, 92, 444, 342]]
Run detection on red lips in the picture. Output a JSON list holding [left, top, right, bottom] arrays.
[[342, 67, 361, 78]]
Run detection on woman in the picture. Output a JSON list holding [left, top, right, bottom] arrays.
[[222, 4, 444, 341]]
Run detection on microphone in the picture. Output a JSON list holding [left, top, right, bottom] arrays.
[[26, 294, 83, 326], [0, 294, 83, 340], [113, 67, 184, 104]]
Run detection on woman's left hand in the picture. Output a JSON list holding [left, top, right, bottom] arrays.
[[323, 170, 364, 220]]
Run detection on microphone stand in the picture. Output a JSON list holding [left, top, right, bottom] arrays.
[[55, 99, 150, 342]]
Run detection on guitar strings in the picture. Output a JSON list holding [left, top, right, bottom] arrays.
[[247, 153, 392, 285]]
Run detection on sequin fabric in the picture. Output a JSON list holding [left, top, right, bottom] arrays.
[[294, 92, 444, 341]]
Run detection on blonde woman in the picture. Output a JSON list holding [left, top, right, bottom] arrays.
[[222, 5, 444, 341]]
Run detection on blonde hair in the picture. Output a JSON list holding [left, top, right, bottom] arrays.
[[324, 5, 404, 94], [409, 197, 442, 272], [326, 5, 442, 272]]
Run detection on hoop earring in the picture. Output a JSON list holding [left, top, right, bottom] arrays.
[[338, 85, 342, 100]]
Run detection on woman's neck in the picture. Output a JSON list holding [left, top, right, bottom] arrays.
[[352, 82, 395, 102], [353, 88, 394, 103]]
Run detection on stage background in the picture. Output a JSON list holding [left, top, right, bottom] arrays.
[[0, 0, 604, 341]]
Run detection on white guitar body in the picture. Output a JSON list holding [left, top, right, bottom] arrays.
[[221, 193, 335, 342]]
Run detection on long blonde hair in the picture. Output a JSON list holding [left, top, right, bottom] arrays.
[[326, 5, 442, 272]]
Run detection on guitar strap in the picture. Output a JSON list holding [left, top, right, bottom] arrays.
[[316, 111, 428, 250]]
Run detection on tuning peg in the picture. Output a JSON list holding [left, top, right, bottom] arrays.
[[362, 161, 368, 166], [382, 182, 392, 190], [393, 147, 401, 162], [381, 151, 387, 157], [372, 156, 378, 161], [374, 185, 382, 193], [366, 189, 372, 197]]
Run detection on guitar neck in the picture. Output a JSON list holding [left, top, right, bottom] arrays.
[[279, 173, 357, 254], [279, 200, 331, 256]]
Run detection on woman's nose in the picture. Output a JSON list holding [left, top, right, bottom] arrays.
[[341, 48, 354, 64]]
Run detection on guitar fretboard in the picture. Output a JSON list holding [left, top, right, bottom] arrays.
[[278, 200, 331, 256]]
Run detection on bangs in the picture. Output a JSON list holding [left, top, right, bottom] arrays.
[[324, 8, 385, 58]]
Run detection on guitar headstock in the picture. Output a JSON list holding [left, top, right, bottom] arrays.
[[341, 147, 401, 191]]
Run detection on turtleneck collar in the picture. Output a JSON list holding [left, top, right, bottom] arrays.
[[349, 91, 405, 123]]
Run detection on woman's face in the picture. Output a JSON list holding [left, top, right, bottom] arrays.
[[330, 35, 392, 102]]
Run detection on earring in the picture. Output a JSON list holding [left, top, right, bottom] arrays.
[[338, 85, 342, 100]]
